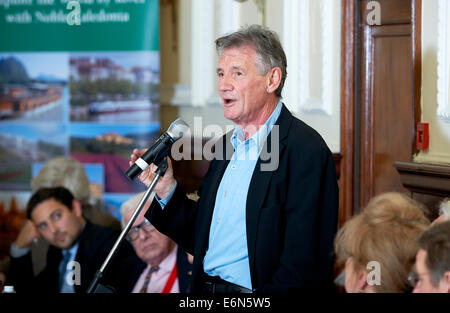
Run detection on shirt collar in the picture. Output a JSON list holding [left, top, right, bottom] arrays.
[[62, 241, 79, 258], [231, 99, 282, 152]]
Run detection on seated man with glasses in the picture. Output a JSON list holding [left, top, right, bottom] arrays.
[[120, 192, 193, 293]]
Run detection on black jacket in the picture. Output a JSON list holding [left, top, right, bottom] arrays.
[[145, 104, 339, 292]]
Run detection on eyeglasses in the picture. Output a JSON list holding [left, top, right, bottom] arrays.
[[126, 219, 155, 241], [407, 271, 419, 288], [407, 271, 430, 288]]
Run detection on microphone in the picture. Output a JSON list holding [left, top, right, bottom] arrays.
[[125, 118, 189, 180]]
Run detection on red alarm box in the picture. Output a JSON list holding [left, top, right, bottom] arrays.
[[416, 122, 429, 150]]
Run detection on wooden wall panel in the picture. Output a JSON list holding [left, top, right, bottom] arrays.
[[359, 0, 417, 208], [395, 161, 450, 220]]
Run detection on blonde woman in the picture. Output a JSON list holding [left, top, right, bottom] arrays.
[[335, 192, 430, 293]]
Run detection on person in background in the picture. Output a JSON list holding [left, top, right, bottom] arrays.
[[31, 157, 122, 275], [410, 220, 450, 293], [0, 157, 122, 283], [334, 192, 430, 293], [120, 192, 192, 293], [6, 187, 138, 293], [31, 156, 121, 230]]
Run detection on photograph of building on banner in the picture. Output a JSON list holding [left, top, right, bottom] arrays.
[[0, 53, 69, 122], [69, 51, 160, 123], [69, 122, 160, 193]]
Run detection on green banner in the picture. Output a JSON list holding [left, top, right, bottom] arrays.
[[0, 0, 160, 257], [0, 0, 159, 51]]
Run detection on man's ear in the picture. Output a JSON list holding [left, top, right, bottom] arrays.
[[266, 67, 282, 94], [442, 271, 450, 293], [356, 268, 369, 292], [72, 200, 83, 218]]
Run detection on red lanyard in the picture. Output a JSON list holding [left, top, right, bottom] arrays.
[[161, 263, 178, 293]]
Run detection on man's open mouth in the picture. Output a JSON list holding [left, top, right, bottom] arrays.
[[223, 98, 236, 105]]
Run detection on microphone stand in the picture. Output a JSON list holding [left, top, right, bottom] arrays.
[[86, 158, 169, 293]]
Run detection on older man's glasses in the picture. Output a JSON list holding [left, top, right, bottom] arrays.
[[126, 219, 155, 241]]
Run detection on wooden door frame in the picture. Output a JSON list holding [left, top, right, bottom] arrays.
[[339, 0, 357, 228], [412, 0, 422, 154], [339, 0, 422, 227]]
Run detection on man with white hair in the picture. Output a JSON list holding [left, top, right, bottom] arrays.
[[430, 199, 450, 226], [120, 192, 192, 293]]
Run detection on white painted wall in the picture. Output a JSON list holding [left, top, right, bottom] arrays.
[[160, 0, 341, 153], [414, 0, 450, 164]]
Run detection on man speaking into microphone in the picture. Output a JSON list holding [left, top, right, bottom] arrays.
[[129, 25, 339, 293]]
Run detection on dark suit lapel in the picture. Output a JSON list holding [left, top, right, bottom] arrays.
[[245, 104, 292, 286], [73, 222, 95, 293], [47, 246, 63, 292], [176, 246, 193, 293]]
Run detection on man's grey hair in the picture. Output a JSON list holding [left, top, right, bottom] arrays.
[[439, 198, 450, 219], [120, 191, 155, 228], [215, 24, 287, 98], [31, 157, 90, 203], [417, 220, 450, 286]]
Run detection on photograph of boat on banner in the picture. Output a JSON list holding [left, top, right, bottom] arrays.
[[69, 51, 159, 123]]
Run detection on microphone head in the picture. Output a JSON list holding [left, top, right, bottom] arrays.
[[167, 118, 189, 140]]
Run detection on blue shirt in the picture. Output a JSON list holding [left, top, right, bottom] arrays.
[[203, 100, 282, 289], [158, 100, 282, 290]]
